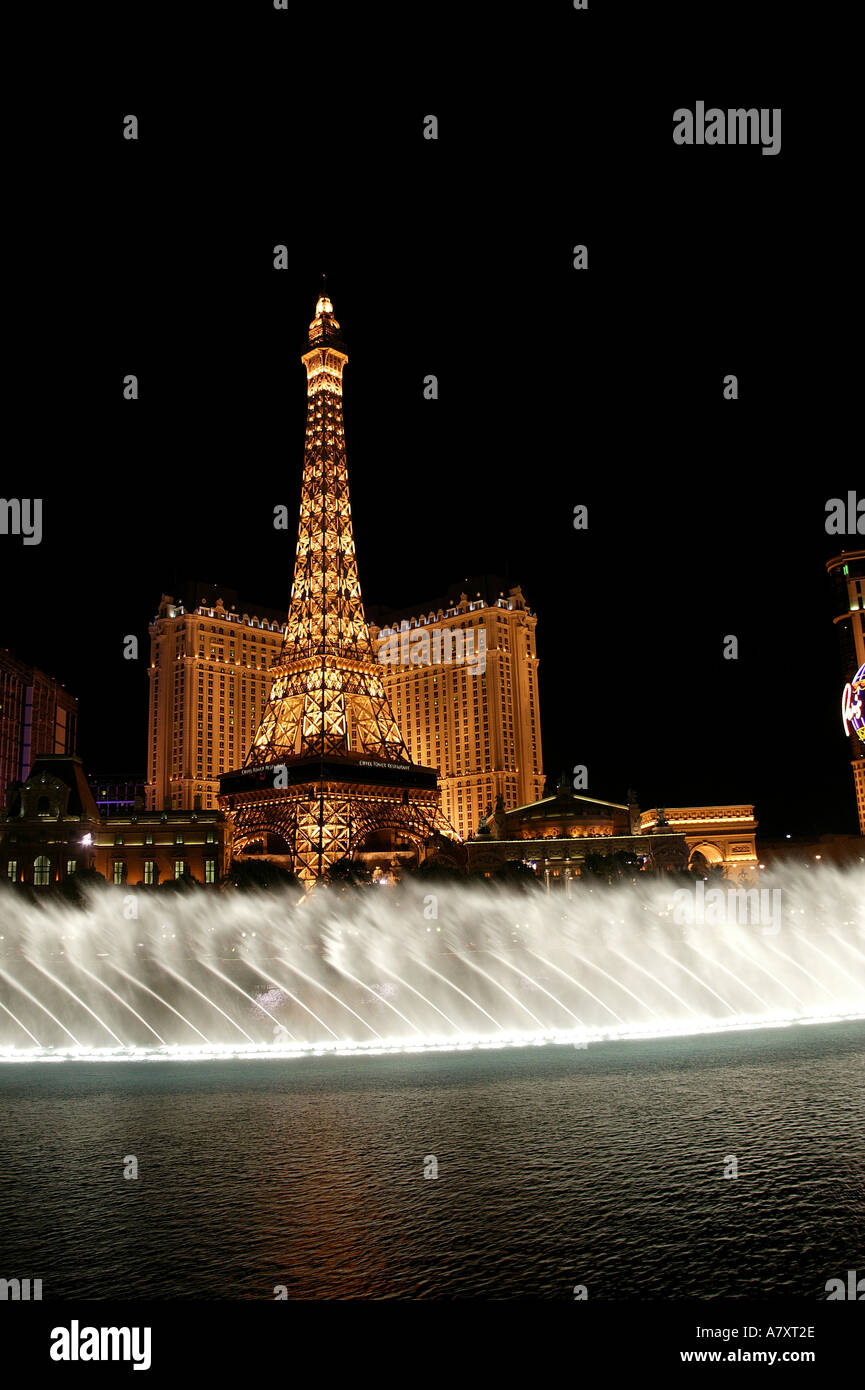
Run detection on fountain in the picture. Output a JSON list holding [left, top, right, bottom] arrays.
[[0, 865, 863, 1061]]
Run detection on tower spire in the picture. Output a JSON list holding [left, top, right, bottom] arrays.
[[309, 277, 343, 350]]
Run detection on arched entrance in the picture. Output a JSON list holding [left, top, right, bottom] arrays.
[[352, 826, 424, 882], [233, 830, 296, 874], [689, 842, 725, 873]]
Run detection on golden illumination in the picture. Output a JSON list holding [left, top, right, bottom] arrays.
[[219, 293, 456, 881], [370, 587, 545, 841]]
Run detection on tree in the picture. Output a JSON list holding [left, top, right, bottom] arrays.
[[158, 871, 201, 892], [491, 859, 543, 889], [703, 863, 727, 883], [228, 859, 301, 892], [580, 850, 640, 885], [409, 857, 463, 882], [57, 866, 106, 906], [324, 857, 372, 888]]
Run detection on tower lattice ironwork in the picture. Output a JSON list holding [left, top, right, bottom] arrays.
[[219, 289, 456, 881]]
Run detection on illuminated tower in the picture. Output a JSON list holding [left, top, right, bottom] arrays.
[[219, 290, 456, 880], [827, 549, 865, 834]]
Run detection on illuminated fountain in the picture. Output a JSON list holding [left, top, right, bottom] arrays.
[[0, 865, 863, 1061]]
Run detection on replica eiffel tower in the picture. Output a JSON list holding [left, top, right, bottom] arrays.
[[219, 287, 456, 882]]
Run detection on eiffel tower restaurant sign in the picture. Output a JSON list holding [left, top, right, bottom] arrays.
[[218, 291, 456, 882], [220, 756, 438, 794]]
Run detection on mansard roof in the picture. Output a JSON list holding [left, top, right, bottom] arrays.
[[24, 756, 100, 820], [509, 791, 629, 816]]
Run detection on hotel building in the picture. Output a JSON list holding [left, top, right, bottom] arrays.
[[467, 781, 759, 888], [146, 583, 285, 812], [827, 548, 865, 834], [368, 577, 545, 841], [0, 651, 77, 807], [0, 753, 231, 889]]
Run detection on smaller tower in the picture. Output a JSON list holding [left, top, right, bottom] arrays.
[[827, 550, 865, 834]]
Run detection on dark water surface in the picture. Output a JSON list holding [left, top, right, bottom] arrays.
[[1, 1022, 864, 1299]]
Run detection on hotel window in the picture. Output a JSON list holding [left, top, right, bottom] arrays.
[[205, 860, 216, 884], [66, 859, 77, 876], [7, 859, 17, 881], [175, 831, 183, 845], [144, 860, 156, 885], [175, 860, 185, 879], [34, 855, 51, 887], [113, 861, 126, 885]]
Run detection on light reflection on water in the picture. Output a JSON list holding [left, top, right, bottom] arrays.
[[0, 1019, 863, 1299]]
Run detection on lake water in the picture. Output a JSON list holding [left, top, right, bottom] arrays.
[[1, 1020, 863, 1299]]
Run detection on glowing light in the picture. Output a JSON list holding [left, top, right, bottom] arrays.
[[1, 870, 863, 1062], [1, 1010, 864, 1065], [223, 293, 455, 879], [841, 664, 865, 739]]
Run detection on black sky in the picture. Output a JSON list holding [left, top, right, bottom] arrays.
[[3, 21, 856, 837]]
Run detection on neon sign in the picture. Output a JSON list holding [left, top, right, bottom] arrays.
[[841, 663, 865, 742]]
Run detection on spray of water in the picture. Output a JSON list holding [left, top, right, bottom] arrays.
[[0, 865, 863, 1061]]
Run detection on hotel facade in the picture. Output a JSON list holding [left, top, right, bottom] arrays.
[[0, 754, 231, 889], [368, 578, 545, 841], [142, 568, 759, 879], [466, 782, 759, 887], [0, 651, 78, 807], [146, 584, 285, 812], [145, 572, 545, 854], [146, 573, 544, 843]]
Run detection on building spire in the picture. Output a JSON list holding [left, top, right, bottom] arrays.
[[309, 275, 343, 349]]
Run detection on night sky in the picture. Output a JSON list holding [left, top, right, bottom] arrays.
[[3, 34, 855, 838]]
